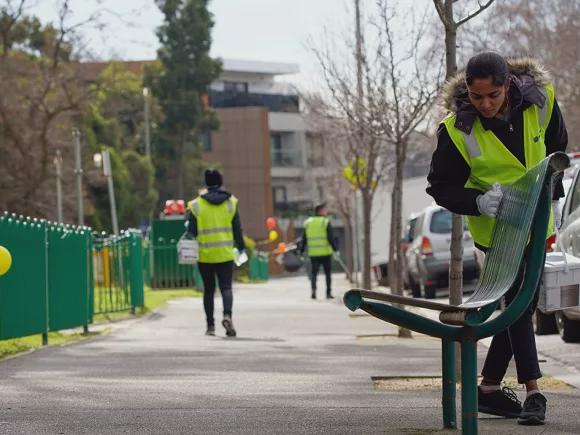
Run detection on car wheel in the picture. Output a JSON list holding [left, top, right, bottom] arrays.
[[555, 311, 580, 343], [409, 275, 421, 298], [534, 309, 558, 335], [423, 284, 437, 299], [419, 277, 436, 299]]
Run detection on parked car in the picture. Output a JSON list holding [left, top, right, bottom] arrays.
[[546, 156, 580, 342], [404, 205, 479, 299]]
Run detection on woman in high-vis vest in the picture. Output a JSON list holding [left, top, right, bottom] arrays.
[[186, 169, 245, 337], [427, 52, 568, 426]]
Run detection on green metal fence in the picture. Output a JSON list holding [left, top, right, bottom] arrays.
[[150, 219, 203, 289], [92, 230, 145, 315], [0, 213, 92, 341], [0, 211, 145, 342]]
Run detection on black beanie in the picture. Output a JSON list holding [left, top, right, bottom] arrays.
[[204, 168, 223, 187]]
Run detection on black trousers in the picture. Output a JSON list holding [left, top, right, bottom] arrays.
[[198, 261, 234, 327], [481, 254, 542, 384], [310, 255, 332, 295]]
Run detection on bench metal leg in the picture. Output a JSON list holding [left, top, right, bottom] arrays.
[[442, 339, 457, 429], [461, 339, 478, 435]]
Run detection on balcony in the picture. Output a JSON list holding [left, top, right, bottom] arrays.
[[208, 90, 299, 113]]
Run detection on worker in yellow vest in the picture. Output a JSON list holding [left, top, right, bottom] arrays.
[[299, 203, 338, 300], [427, 52, 568, 426], [186, 169, 245, 337]]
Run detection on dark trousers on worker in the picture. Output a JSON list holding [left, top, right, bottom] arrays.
[[481, 253, 542, 384], [198, 261, 234, 328], [310, 255, 332, 296]]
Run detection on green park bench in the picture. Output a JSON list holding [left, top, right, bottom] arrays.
[[343, 152, 569, 434]]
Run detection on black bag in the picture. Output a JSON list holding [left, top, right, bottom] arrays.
[[282, 250, 303, 272]]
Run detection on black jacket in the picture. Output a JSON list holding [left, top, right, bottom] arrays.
[[185, 187, 245, 251], [427, 58, 568, 216]]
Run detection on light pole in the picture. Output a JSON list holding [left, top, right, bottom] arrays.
[[54, 150, 63, 223], [95, 150, 124, 291], [352, 189, 360, 287], [95, 150, 120, 235], [72, 128, 84, 226], [143, 87, 151, 159]]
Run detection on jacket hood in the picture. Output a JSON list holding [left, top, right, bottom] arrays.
[[201, 187, 232, 205], [440, 57, 551, 132]]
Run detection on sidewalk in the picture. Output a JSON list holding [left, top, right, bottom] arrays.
[[0, 273, 578, 434]]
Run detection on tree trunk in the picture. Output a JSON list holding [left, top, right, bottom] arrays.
[[176, 130, 186, 199], [443, 0, 464, 305], [442, 0, 463, 376], [443, 0, 458, 79], [361, 189, 372, 289], [344, 218, 355, 282], [393, 142, 411, 338]]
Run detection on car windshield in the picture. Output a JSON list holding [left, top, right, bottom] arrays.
[[429, 209, 468, 234], [430, 210, 452, 234]]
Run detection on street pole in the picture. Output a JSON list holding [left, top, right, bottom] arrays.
[[143, 87, 151, 159], [54, 150, 63, 223], [101, 149, 120, 235], [354, 0, 363, 288], [72, 128, 84, 226], [352, 189, 360, 287]]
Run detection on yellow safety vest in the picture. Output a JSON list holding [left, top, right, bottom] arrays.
[[188, 196, 237, 263], [305, 216, 333, 257], [443, 83, 555, 248]]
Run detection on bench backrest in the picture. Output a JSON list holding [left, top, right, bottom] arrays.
[[459, 154, 567, 310]]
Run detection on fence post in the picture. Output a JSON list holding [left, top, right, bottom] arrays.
[[129, 230, 144, 312], [43, 217, 49, 345], [84, 229, 92, 334]]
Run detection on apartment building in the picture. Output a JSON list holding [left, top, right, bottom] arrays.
[[205, 59, 345, 246]]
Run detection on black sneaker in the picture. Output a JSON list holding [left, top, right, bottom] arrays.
[[326, 293, 334, 299], [478, 386, 522, 418], [205, 326, 215, 336], [311, 292, 316, 300], [222, 315, 236, 337], [518, 392, 546, 425]]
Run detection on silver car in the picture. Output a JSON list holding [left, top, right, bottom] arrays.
[[551, 158, 580, 342], [405, 205, 479, 299]]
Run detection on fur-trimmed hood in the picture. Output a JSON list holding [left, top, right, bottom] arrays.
[[441, 57, 552, 133]]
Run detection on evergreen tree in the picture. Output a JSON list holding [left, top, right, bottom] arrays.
[[151, 0, 222, 200]]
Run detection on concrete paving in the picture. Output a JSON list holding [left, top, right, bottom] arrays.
[[0, 273, 579, 434]]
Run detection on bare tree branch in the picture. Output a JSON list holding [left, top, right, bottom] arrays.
[[456, 0, 495, 27]]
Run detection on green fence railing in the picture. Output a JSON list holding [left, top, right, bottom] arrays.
[[92, 230, 145, 315], [149, 219, 203, 289], [0, 213, 92, 342], [0, 212, 145, 343]]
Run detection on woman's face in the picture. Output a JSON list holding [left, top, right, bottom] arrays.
[[466, 77, 509, 118]]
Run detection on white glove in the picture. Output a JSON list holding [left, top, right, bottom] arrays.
[[553, 200, 562, 229], [476, 182, 503, 218]]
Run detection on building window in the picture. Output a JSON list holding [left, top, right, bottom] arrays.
[[273, 186, 287, 204], [271, 133, 283, 166], [270, 133, 302, 167], [307, 133, 325, 168], [200, 131, 212, 152], [224, 81, 248, 94]]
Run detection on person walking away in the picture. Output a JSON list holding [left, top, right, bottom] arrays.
[[427, 52, 568, 426], [299, 203, 338, 300], [186, 169, 246, 337]]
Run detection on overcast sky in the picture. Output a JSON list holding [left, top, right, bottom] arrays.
[[29, 0, 434, 90]]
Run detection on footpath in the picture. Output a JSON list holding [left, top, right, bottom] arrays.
[[0, 274, 578, 434]]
